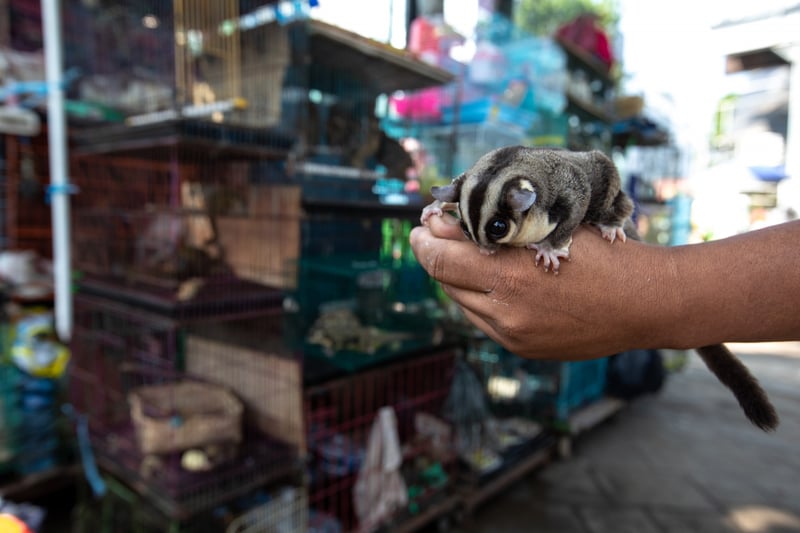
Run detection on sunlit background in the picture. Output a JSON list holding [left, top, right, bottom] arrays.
[[312, 0, 800, 241]]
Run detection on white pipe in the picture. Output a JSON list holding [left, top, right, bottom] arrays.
[[780, 44, 800, 215], [41, 0, 72, 341]]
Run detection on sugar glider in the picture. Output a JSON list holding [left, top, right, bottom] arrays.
[[420, 146, 779, 431]]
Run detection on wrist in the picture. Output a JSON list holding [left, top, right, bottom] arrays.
[[617, 243, 686, 351]]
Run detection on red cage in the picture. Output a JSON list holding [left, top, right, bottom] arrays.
[[304, 349, 459, 532], [69, 152, 301, 313], [69, 292, 303, 520]]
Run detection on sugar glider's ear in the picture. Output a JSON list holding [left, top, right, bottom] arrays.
[[430, 174, 464, 203], [507, 179, 536, 213]]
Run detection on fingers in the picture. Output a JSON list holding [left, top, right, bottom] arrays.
[[440, 280, 507, 317], [410, 225, 501, 293], [438, 285, 502, 341], [426, 212, 467, 241], [409, 230, 487, 292], [458, 304, 503, 343]]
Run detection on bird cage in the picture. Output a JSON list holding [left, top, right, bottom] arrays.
[[305, 349, 458, 532], [68, 293, 303, 520], [63, 0, 291, 129], [173, 0, 242, 115]]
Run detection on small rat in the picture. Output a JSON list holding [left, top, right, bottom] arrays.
[[420, 146, 779, 431]]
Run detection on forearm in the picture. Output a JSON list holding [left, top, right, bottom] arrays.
[[659, 220, 800, 349], [410, 215, 800, 360]]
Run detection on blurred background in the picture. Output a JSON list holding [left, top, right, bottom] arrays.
[[0, 1, 798, 532]]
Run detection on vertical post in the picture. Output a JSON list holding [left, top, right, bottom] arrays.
[[0, 0, 9, 48], [780, 46, 800, 216], [41, 0, 72, 341]]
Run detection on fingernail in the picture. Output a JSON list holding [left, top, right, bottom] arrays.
[[441, 213, 460, 225]]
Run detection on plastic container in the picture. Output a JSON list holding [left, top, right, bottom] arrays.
[[468, 341, 608, 424]]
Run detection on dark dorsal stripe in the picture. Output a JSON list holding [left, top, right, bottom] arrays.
[[466, 146, 524, 240]]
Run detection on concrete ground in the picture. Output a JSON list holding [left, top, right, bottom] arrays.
[[458, 342, 800, 533]]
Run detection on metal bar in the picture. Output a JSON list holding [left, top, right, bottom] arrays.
[[42, 0, 72, 340]]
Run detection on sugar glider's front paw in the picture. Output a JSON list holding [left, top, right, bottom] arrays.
[[420, 201, 443, 225], [596, 223, 627, 243], [527, 239, 571, 273], [420, 200, 458, 225]]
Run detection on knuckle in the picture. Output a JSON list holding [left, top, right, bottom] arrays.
[[429, 248, 449, 282]]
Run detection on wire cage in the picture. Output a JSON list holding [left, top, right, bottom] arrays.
[[57, 2, 458, 529], [2, 133, 53, 259], [68, 293, 302, 520], [0, 363, 21, 474], [73, 471, 307, 533], [62, 0, 294, 130], [0, 314, 72, 478], [465, 338, 609, 425], [0, 139, 6, 251], [69, 152, 299, 317], [0, 367, 70, 476], [285, 248, 443, 374], [225, 484, 308, 533], [304, 349, 458, 532]]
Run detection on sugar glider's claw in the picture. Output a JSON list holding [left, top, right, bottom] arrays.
[[528, 242, 570, 274], [597, 224, 627, 243], [421, 200, 459, 225], [420, 203, 443, 225]]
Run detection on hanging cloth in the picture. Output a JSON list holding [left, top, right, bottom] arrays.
[[353, 406, 408, 532]]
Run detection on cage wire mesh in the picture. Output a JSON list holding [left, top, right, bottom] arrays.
[[465, 338, 609, 424], [304, 349, 457, 532], [63, 0, 292, 129], [2, 133, 52, 258], [68, 293, 302, 519], [72, 469, 307, 533], [0, 139, 6, 251], [58, 1, 455, 530], [61, 0, 311, 524]]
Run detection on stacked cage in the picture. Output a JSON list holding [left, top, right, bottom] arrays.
[[63, 0, 308, 528], [0, 360, 20, 474], [465, 338, 609, 429], [0, 130, 68, 478], [67, 142, 306, 523], [2, 133, 53, 259], [305, 349, 459, 532], [73, 473, 308, 533], [0, 289, 69, 481], [61, 0, 456, 529], [0, 356, 69, 476], [0, 138, 6, 251]]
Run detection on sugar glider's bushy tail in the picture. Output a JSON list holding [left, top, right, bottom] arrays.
[[695, 344, 779, 431]]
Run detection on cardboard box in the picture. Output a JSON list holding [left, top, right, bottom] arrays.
[[215, 184, 301, 289], [186, 334, 306, 455]]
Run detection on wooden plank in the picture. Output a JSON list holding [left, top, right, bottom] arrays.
[[215, 183, 302, 290], [307, 19, 453, 94], [391, 494, 461, 533], [186, 335, 306, 455], [462, 445, 555, 514], [568, 396, 626, 436], [0, 464, 81, 501]]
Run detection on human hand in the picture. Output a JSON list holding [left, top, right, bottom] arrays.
[[409, 212, 676, 360]]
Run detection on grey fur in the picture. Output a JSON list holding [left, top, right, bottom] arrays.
[[422, 146, 633, 265]]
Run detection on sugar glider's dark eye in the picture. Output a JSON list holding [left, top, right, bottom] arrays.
[[486, 217, 509, 239]]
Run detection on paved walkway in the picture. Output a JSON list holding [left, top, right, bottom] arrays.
[[459, 343, 800, 533]]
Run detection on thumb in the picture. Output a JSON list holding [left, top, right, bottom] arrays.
[[426, 212, 467, 241]]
